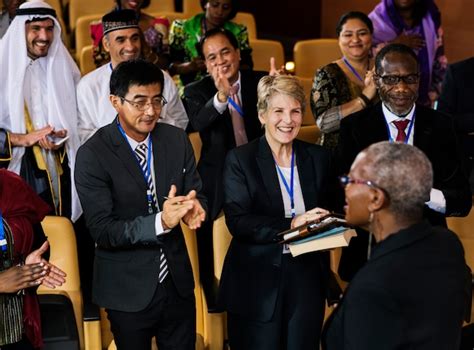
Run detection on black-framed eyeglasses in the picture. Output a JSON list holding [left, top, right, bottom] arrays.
[[120, 96, 168, 111], [375, 74, 420, 86], [339, 175, 382, 190]]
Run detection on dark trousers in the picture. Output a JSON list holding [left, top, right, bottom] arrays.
[[106, 277, 196, 350], [1, 337, 34, 350], [228, 254, 326, 350]]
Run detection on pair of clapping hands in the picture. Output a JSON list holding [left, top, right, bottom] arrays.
[[161, 185, 206, 230], [210, 57, 286, 98], [0, 241, 66, 294], [11, 125, 68, 150]]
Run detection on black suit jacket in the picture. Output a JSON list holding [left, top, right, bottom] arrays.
[[323, 221, 470, 350], [336, 102, 471, 280], [438, 57, 474, 160], [183, 70, 265, 220], [218, 136, 334, 322], [75, 121, 207, 312]]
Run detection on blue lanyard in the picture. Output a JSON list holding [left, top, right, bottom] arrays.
[[0, 211, 6, 252], [116, 120, 155, 213], [275, 149, 296, 218], [228, 96, 244, 117], [342, 57, 365, 83], [385, 109, 416, 144]]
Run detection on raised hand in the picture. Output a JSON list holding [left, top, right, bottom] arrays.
[[362, 68, 377, 100], [395, 33, 425, 50], [269, 57, 285, 76]]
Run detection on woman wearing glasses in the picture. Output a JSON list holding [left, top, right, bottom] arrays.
[[218, 75, 338, 349], [311, 12, 377, 151], [323, 141, 469, 349]]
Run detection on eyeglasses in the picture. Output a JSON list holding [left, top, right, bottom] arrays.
[[120, 96, 168, 111], [376, 74, 420, 85], [339, 175, 382, 190]]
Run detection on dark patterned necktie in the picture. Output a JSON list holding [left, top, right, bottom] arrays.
[[393, 119, 410, 143], [135, 143, 168, 283]]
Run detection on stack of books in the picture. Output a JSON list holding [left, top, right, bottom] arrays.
[[278, 213, 356, 257]]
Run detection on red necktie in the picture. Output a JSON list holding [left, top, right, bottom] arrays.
[[393, 119, 410, 142], [229, 83, 248, 147]]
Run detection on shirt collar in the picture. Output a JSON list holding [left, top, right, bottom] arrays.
[[382, 103, 416, 124], [125, 132, 150, 151]]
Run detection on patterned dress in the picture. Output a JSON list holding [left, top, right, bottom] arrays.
[[311, 63, 363, 151]]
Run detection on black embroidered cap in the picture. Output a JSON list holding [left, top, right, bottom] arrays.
[[102, 9, 139, 36]]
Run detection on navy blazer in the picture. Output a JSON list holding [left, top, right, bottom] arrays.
[[75, 121, 207, 312], [218, 136, 335, 322]]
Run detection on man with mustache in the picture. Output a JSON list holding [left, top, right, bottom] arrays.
[[77, 9, 188, 144], [336, 43, 471, 281], [0, 0, 81, 221]]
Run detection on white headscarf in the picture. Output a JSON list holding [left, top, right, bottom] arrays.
[[0, 0, 82, 221]]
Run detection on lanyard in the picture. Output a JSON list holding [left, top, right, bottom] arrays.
[[342, 57, 365, 83], [385, 110, 416, 144], [228, 96, 244, 117], [116, 120, 156, 213], [0, 211, 6, 252], [275, 149, 296, 218]]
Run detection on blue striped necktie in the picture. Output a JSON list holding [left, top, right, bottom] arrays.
[[135, 143, 169, 283]]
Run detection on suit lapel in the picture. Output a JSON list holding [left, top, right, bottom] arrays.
[[354, 103, 390, 147], [294, 141, 318, 210], [256, 137, 285, 217], [109, 121, 147, 192], [413, 106, 433, 153], [151, 126, 168, 211]]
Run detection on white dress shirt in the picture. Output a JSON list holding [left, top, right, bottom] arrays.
[[381, 103, 446, 213]]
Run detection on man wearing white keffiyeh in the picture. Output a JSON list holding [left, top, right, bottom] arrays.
[[0, 0, 82, 221]]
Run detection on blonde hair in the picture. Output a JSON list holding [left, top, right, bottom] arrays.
[[257, 75, 306, 116]]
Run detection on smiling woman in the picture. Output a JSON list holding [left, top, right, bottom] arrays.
[[311, 11, 377, 151], [218, 74, 337, 349]]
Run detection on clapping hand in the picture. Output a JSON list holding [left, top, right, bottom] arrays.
[[25, 241, 66, 289], [291, 207, 330, 229], [162, 185, 206, 230], [269, 57, 286, 76]]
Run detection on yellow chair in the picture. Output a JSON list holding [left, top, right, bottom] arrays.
[[188, 132, 202, 163], [39, 216, 101, 350], [146, 0, 175, 13], [297, 77, 317, 126], [249, 38, 284, 72], [294, 39, 341, 78], [79, 45, 96, 76], [69, 0, 111, 33], [75, 14, 101, 61], [296, 125, 321, 144], [212, 214, 232, 283], [233, 12, 257, 39], [183, 0, 202, 17]]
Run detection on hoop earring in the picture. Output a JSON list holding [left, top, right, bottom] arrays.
[[367, 211, 374, 260]]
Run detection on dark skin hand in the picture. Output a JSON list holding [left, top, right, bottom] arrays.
[[0, 263, 47, 293]]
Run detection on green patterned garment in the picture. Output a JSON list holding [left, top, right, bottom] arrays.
[[169, 13, 253, 86]]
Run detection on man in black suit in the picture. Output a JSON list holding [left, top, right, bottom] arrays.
[[75, 59, 206, 350], [183, 28, 265, 307], [336, 43, 471, 281], [438, 57, 474, 191]]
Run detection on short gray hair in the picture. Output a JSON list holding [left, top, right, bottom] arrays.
[[359, 142, 433, 220], [257, 75, 306, 116]]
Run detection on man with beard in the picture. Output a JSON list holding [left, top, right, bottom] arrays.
[[336, 43, 471, 281], [0, 0, 81, 220]]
